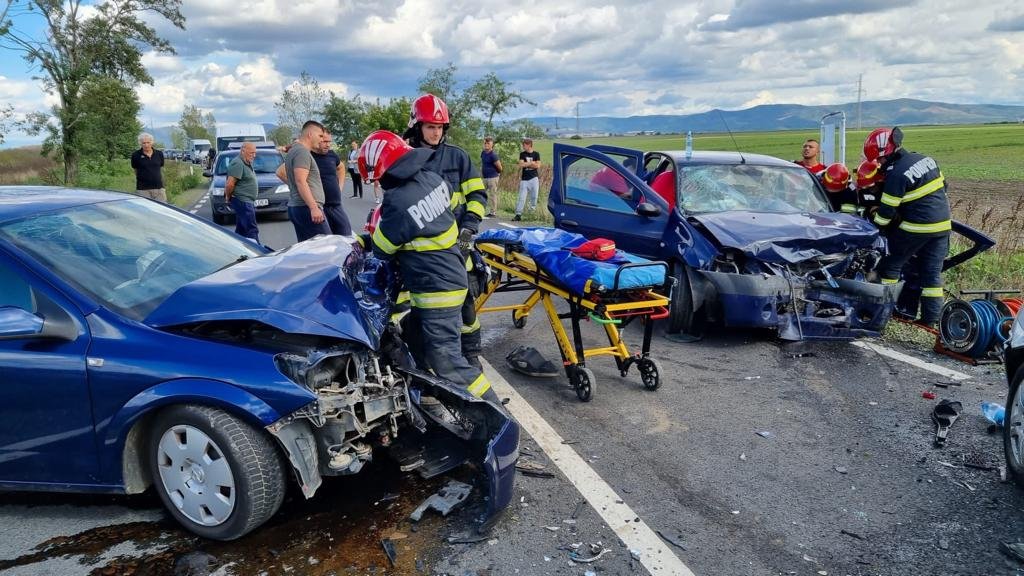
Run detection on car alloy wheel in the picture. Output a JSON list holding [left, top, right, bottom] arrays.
[[156, 424, 237, 527]]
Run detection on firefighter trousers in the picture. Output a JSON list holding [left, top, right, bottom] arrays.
[[877, 230, 949, 324], [406, 305, 497, 403]]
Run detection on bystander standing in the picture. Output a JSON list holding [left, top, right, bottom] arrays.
[[513, 138, 541, 221], [481, 136, 502, 217], [130, 132, 166, 203], [276, 121, 330, 242], [312, 130, 353, 237], [224, 141, 261, 243]]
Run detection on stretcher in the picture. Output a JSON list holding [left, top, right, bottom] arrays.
[[473, 227, 670, 401]]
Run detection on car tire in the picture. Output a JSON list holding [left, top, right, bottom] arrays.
[[1005, 367, 1024, 487], [212, 213, 226, 225], [148, 405, 286, 540], [667, 264, 696, 335]]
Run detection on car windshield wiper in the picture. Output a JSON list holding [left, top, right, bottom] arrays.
[[216, 254, 251, 272]]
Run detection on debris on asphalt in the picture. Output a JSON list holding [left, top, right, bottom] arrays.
[[569, 544, 611, 564], [834, 466, 848, 474], [563, 518, 577, 525], [629, 549, 641, 561], [445, 533, 491, 544], [937, 460, 958, 468], [516, 460, 556, 478], [938, 537, 950, 551], [572, 500, 586, 519], [173, 551, 217, 576], [544, 526, 560, 532], [380, 538, 397, 567], [744, 375, 762, 380], [803, 553, 817, 563], [739, 452, 747, 461], [962, 452, 996, 471], [1000, 465, 1008, 482], [656, 530, 687, 551], [409, 479, 472, 521], [840, 529, 866, 540], [731, 510, 740, 515], [931, 399, 963, 447], [922, 391, 937, 400], [868, 401, 879, 406], [756, 430, 775, 439], [788, 352, 816, 358], [584, 571, 597, 576], [1001, 542, 1024, 563]]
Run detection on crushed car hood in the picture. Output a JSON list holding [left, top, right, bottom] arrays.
[[690, 211, 882, 264], [146, 236, 389, 348]]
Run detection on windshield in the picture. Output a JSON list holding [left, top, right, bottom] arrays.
[[678, 163, 830, 214], [217, 135, 265, 152], [0, 198, 264, 320], [215, 151, 283, 175]]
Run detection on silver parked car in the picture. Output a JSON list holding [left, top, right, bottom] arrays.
[[1005, 307, 1024, 484]]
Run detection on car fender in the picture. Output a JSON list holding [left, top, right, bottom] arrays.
[[101, 378, 285, 489]]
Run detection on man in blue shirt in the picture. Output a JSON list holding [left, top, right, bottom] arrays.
[[480, 136, 503, 217], [311, 129, 353, 237]]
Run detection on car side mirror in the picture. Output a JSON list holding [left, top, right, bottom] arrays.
[[0, 306, 77, 341], [202, 170, 213, 178], [636, 202, 662, 218]]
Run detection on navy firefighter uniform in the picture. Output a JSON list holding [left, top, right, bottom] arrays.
[[867, 127, 951, 326], [362, 130, 496, 402]]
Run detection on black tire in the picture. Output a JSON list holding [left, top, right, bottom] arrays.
[[148, 405, 286, 540], [1005, 367, 1024, 487], [667, 264, 695, 334], [638, 358, 663, 390], [513, 311, 527, 329], [212, 213, 226, 225], [573, 367, 595, 402]]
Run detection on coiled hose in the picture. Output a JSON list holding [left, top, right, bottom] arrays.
[[939, 298, 1014, 358]]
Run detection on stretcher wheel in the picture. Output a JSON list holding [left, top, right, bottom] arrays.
[[512, 311, 527, 329], [573, 367, 595, 402], [637, 358, 662, 390]]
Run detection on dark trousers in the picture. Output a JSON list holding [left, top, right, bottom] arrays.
[[348, 169, 363, 198], [229, 197, 259, 243], [324, 204, 352, 236], [878, 230, 949, 323], [461, 256, 485, 361], [288, 205, 332, 242], [405, 305, 497, 402]]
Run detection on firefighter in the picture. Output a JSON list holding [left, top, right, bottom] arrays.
[[866, 126, 951, 328], [359, 130, 497, 403], [403, 94, 487, 367], [820, 162, 857, 214], [855, 158, 884, 217]]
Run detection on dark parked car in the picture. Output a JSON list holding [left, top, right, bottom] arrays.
[[206, 149, 290, 225], [0, 186, 518, 540], [547, 144, 992, 340], [1005, 308, 1024, 485]]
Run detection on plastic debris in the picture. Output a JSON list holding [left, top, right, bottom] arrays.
[[629, 549, 641, 561], [756, 430, 775, 439], [922, 391, 936, 400], [656, 530, 687, 551], [409, 480, 472, 521], [840, 529, 866, 540], [744, 376, 762, 380], [380, 539, 397, 567], [982, 401, 1005, 425], [739, 453, 747, 461], [569, 545, 611, 564], [835, 466, 848, 474], [445, 533, 491, 544]]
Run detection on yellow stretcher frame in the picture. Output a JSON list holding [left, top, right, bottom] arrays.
[[474, 240, 670, 401]]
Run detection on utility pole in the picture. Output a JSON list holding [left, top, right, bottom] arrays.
[[856, 74, 864, 130], [576, 102, 581, 137]]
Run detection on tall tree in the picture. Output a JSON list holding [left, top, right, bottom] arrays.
[[0, 105, 13, 145], [466, 72, 534, 133], [76, 77, 142, 162], [169, 127, 189, 150], [178, 104, 216, 142], [274, 71, 329, 135], [0, 0, 185, 183], [322, 95, 368, 146], [358, 97, 412, 138]]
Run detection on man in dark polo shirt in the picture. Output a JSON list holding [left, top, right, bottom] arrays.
[[130, 132, 166, 202], [311, 129, 353, 237], [224, 141, 260, 243]]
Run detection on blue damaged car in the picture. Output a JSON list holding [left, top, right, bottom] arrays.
[[548, 144, 991, 340], [0, 186, 518, 540]]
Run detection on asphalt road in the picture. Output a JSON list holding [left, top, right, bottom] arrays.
[[2, 179, 1023, 576]]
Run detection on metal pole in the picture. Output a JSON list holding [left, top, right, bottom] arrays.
[[575, 102, 580, 137], [856, 74, 863, 130]]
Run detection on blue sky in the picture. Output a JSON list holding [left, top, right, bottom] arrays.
[[2, 0, 1023, 147]]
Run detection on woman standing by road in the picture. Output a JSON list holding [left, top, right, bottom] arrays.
[[347, 141, 363, 199]]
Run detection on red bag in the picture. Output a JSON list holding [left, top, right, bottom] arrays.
[[570, 238, 616, 261]]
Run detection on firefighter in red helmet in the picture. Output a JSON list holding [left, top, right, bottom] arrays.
[[403, 94, 488, 367], [820, 163, 858, 214]]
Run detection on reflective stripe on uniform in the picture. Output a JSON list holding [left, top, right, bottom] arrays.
[[410, 289, 468, 308], [880, 193, 902, 207], [401, 222, 458, 252], [873, 213, 892, 226], [840, 203, 858, 213], [395, 291, 410, 304], [466, 372, 492, 397], [372, 226, 401, 254], [449, 190, 464, 210], [921, 287, 944, 298], [461, 177, 485, 195], [902, 174, 945, 203], [465, 199, 486, 218], [899, 219, 951, 233], [881, 278, 900, 284], [461, 318, 481, 333]]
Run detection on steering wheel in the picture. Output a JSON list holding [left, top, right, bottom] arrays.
[[138, 251, 170, 283]]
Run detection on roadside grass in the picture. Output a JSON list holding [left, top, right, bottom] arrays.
[[0, 146, 61, 184]]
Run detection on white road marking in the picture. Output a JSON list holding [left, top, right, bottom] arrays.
[[851, 340, 971, 381], [481, 359, 695, 576], [499, 222, 516, 229], [189, 209, 198, 214]]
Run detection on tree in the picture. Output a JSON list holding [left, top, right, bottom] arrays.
[[274, 71, 329, 135], [0, 0, 185, 184], [268, 125, 294, 147], [358, 97, 412, 138], [466, 72, 534, 134], [178, 104, 216, 142], [322, 95, 368, 146], [0, 104, 13, 145], [169, 127, 189, 150], [77, 77, 142, 162]]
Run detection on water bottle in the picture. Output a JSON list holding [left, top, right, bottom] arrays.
[[685, 131, 693, 160], [981, 401, 1005, 426]]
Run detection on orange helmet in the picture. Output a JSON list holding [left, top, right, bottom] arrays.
[[856, 159, 884, 189], [863, 127, 902, 161], [821, 163, 850, 193], [359, 130, 413, 182], [409, 94, 450, 127]]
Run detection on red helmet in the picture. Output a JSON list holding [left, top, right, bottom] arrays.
[[409, 94, 450, 127], [821, 163, 850, 193], [863, 127, 901, 161], [856, 159, 884, 189], [359, 130, 412, 182]]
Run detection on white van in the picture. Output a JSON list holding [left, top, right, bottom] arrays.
[[188, 139, 213, 163], [215, 123, 267, 152]]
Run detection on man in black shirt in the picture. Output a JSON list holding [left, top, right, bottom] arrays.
[[513, 138, 541, 221], [311, 129, 353, 237], [130, 132, 166, 203]]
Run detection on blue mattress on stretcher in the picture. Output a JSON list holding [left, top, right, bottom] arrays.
[[476, 227, 666, 295]]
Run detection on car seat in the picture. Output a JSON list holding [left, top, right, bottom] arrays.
[[650, 171, 675, 209]]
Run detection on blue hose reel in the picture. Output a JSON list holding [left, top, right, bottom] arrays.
[[939, 298, 1013, 358]]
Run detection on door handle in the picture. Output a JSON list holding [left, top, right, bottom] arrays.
[[562, 220, 579, 228]]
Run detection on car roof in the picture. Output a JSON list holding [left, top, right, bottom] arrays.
[[655, 150, 800, 168], [0, 186, 129, 223]]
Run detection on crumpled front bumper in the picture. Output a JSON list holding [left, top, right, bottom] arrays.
[[701, 271, 903, 340]]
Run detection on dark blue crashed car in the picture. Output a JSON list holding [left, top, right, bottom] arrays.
[[548, 144, 988, 340], [0, 186, 518, 540]]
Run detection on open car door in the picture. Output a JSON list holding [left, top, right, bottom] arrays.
[[944, 221, 995, 272], [587, 145, 646, 178]]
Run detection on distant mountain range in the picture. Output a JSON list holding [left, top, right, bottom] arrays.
[[527, 98, 1024, 135]]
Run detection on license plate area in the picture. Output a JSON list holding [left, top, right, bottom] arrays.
[[254, 198, 269, 207]]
